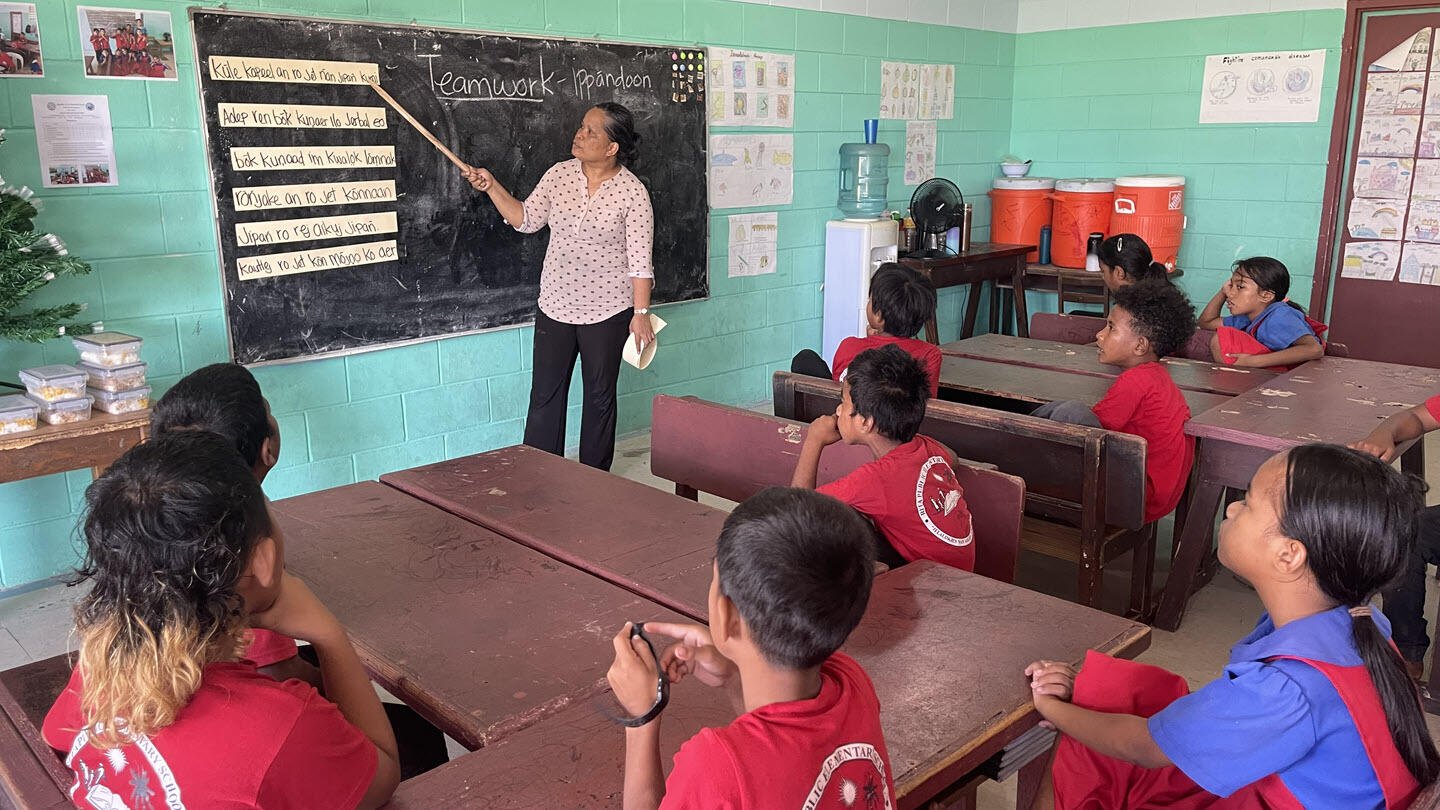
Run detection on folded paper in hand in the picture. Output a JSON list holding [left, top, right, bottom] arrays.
[[623, 314, 668, 370]]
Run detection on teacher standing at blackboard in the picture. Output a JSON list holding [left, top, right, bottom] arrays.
[[463, 102, 655, 471]]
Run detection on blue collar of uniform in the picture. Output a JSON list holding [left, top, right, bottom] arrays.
[[1229, 605, 1390, 667]]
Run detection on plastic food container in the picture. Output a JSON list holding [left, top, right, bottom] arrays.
[[89, 386, 151, 415], [19, 364, 89, 403], [79, 361, 147, 393], [72, 332, 143, 368], [30, 394, 93, 425], [0, 394, 38, 434]]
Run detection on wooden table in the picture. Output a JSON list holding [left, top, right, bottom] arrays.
[[388, 562, 1151, 809], [272, 481, 690, 750], [941, 334, 1276, 397], [0, 409, 148, 485], [938, 354, 1235, 416], [1154, 357, 1438, 631], [382, 445, 726, 622], [901, 243, 1034, 343]]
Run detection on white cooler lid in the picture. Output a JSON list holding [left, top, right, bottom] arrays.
[[1114, 174, 1186, 187], [1056, 178, 1115, 192], [992, 176, 1056, 190]]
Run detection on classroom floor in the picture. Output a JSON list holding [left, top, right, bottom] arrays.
[[3, 429, 1439, 806]]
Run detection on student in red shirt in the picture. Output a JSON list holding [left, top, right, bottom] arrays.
[[607, 487, 895, 809], [793, 262, 944, 397], [1032, 280, 1198, 522], [43, 432, 400, 809], [792, 345, 975, 571]]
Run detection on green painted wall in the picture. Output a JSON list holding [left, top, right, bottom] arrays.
[[1008, 10, 1345, 309], [0, 0, 1014, 589]]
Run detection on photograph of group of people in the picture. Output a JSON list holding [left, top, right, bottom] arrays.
[[78, 6, 176, 80]]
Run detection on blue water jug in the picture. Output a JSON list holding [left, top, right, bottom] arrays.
[[837, 142, 890, 220]]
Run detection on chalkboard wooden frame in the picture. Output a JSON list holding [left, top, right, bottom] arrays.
[[190, 8, 710, 366]]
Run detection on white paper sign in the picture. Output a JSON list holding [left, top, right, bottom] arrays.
[[1341, 240, 1401, 281], [1199, 50, 1326, 124], [1400, 241, 1440, 285], [727, 213, 778, 277], [32, 95, 118, 187], [904, 120, 937, 185], [707, 48, 793, 128], [709, 134, 793, 209]]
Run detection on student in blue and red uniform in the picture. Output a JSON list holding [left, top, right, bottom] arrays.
[[792, 345, 974, 571], [792, 262, 943, 398], [1024, 443, 1438, 809], [607, 487, 895, 809], [1199, 256, 1325, 371], [1033, 280, 1197, 523], [43, 432, 400, 809]]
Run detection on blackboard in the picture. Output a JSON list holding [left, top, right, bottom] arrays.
[[190, 9, 709, 365]]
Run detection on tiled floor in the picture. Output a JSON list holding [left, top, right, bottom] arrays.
[[4, 429, 1438, 806]]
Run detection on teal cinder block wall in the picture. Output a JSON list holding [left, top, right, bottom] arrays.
[[0, 0, 1014, 589], [1007, 10, 1345, 310]]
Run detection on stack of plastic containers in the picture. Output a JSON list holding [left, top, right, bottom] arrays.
[[10, 332, 149, 431], [19, 364, 92, 425], [75, 332, 150, 415]]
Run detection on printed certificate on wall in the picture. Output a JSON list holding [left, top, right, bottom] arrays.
[[32, 95, 118, 188]]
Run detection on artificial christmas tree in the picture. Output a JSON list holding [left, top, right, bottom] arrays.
[[0, 130, 95, 345]]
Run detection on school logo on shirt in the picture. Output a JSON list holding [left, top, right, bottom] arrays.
[[64, 724, 185, 810], [803, 742, 894, 809], [914, 456, 972, 547]]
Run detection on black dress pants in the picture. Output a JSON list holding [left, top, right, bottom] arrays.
[[525, 307, 632, 471], [1382, 504, 1440, 663]]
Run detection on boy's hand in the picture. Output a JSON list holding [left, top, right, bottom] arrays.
[[1223, 353, 1258, 368], [1025, 660, 1076, 729], [608, 623, 663, 716], [249, 574, 345, 646], [1351, 430, 1398, 462], [644, 621, 736, 689], [806, 414, 842, 447]]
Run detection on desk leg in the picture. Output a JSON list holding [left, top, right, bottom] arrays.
[[1015, 745, 1055, 810], [925, 317, 940, 345], [1012, 258, 1030, 338], [1154, 478, 1224, 632], [961, 281, 983, 339]]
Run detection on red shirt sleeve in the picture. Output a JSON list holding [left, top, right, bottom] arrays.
[[660, 731, 742, 809], [245, 628, 300, 668], [1092, 369, 1144, 432], [1426, 395, 1440, 424], [256, 685, 377, 810], [817, 463, 883, 516]]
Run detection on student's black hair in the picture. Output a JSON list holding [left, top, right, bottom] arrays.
[[868, 262, 937, 339], [1234, 256, 1306, 314], [1110, 280, 1197, 359], [72, 431, 272, 746], [593, 102, 641, 167], [1279, 444, 1440, 787], [1097, 233, 1168, 284], [845, 345, 928, 443], [715, 487, 874, 669], [150, 363, 272, 468]]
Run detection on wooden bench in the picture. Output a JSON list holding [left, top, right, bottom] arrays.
[[1029, 312, 1217, 362], [0, 655, 69, 808], [773, 373, 1154, 616], [649, 394, 1027, 584]]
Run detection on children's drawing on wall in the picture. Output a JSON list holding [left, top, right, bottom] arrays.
[[709, 133, 793, 209], [1418, 119, 1440, 157], [727, 212, 777, 278], [78, 7, 176, 80], [1353, 156, 1413, 199], [0, 3, 42, 76], [1365, 73, 1401, 114], [1347, 198, 1407, 240], [1341, 240, 1401, 281], [1358, 115, 1420, 157], [1395, 75, 1426, 114], [1406, 199, 1440, 242], [1399, 241, 1440, 285], [1370, 28, 1434, 72], [904, 120, 937, 186], [1411, 158, 1440, 198], [708, 47, 793, 128]]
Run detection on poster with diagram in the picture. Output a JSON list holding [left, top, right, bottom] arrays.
[[1341, 240, 1401, 281], [880, 61, 953, 120], [1198, 49, 1326, 123], [708, 134, 793, 208], [707, 47, 793, 128]]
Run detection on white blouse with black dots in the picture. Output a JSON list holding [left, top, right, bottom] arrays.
[[517, 158, 655, 325]]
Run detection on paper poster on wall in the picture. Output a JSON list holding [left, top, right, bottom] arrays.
[[32, 95, 117, 187], [1358, 114, 1421, 156], [0, 3, 42, 76], [727, 212, 778, 277], [707, 47, 792, 128], [78, 7, 176, 80], [1347, 198, 1407, 239], [1199, 50, 1326, 124], [1407, 199, 1440, 242], [1341, 240, 1401, 280], [904, 120, 937, 185], [918, 64, 954, 120], [1353, 156, 1414, 198], [1411, 159, 1440, 198], [1399, 241, 1440, 284], [880, 61, 916, 120], [709, 134, 793, 209], [1370, 28, 1433, 73]]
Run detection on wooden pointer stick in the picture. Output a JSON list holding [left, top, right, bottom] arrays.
[[366, 80, 469, 172]]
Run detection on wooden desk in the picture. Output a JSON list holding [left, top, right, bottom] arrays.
[[389, 562, 1151, 809], [939, 354, 1235, 416], [0, 661, 68, 809], [272, 481, 690, 750], [1154, 357, 1439, 631], [0, 409, 148, 485], [382, 445, 725, 622], [901, 243, 1034, 343], [941, 334, 1276, 397]]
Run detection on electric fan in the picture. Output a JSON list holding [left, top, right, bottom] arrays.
[[908, 178, 963, 259]]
